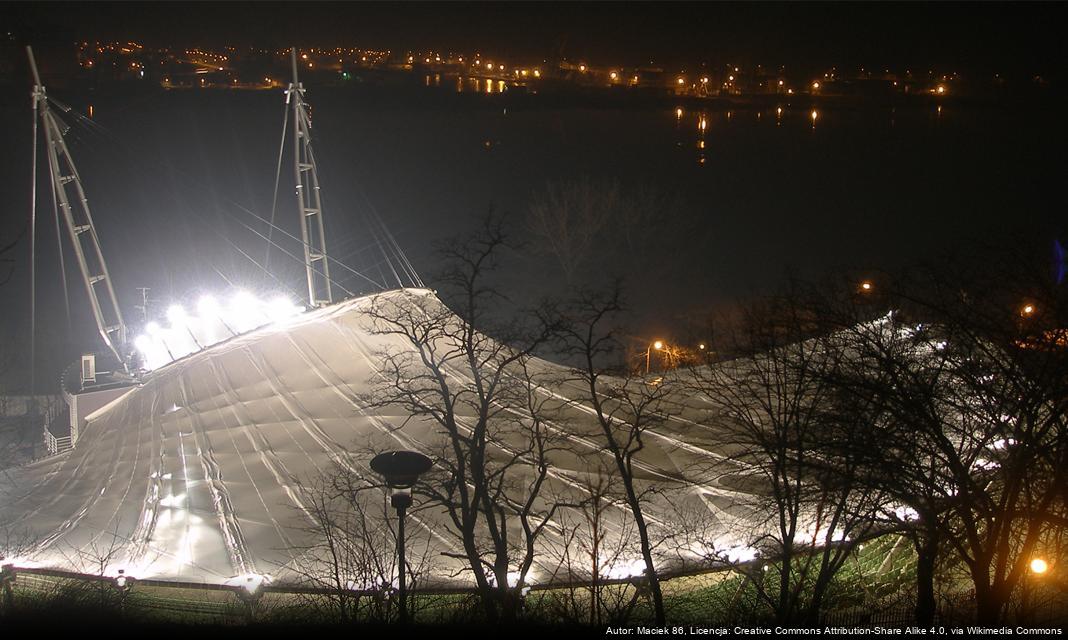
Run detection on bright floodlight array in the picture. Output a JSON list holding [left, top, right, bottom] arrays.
[[133, 291, 304, 371]]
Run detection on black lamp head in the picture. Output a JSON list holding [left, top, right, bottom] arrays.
[[370, 450, 433, 489]]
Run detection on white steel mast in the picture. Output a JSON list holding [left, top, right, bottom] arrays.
[[28, 47, 127, 367], [287, 48, 333, 307]]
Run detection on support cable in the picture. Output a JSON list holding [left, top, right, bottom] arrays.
[[214, 205, 359, 297], [263, 100, 289, 279], [47, 150, 73, 339], [40, 81, 397, 301], [29, 77, 37, 412], [54, 99, 383, 295]]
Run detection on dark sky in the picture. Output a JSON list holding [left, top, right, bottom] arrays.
[[5, 1, 1066, 77]]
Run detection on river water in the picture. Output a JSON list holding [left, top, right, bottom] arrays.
[[0, 78, 1064, 372]]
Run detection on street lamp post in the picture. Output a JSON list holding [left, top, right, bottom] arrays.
[[112, 569, 132, 618], [646, 340, 664, 375], [371, 450, 433, 623]]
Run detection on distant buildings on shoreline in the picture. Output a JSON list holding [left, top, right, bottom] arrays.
[[3, 38, 1054, 103]]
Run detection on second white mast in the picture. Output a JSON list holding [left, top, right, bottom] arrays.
[[288, 47, 333, 307]]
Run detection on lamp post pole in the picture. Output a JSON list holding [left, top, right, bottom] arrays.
[[371, 450, 433, 625], [392, 490, 411, 622], [646, 340, 664, 375]]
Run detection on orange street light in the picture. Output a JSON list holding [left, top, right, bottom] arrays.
[[1022, 303, 1036, 317], [1031, 558, 1049, 574], [646, 341, 665, 374], [859, 280, 873, 293]]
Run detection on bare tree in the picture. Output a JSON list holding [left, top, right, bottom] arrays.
[[286, 464, 438, 623], [531, 470, 646, 625], [558, 285, 671, 625], [362, 217, 566, 623], [821, 256, 1068, 625], [526, 178, 618, 283], [526, 179, 686, 284], [681, 292, 885, 624]]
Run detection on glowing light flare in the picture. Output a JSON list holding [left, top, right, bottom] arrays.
[[136, 290, 305, 371], [166, 304, 187, 327], [602, 557, 648, 580], [1031, 558, 1049, 574], [653, 340, 664, 350], [724, 546, 758, 564], [226, 573, 271, 595]]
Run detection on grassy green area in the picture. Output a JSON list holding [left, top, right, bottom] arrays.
[[0, 535, 963, 628]]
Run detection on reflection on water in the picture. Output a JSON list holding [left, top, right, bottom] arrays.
[[443, 76, 512, 94], [668, 103, 956, 166]]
